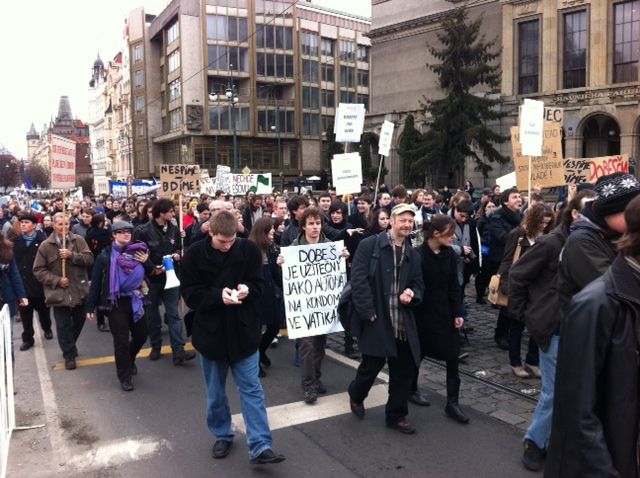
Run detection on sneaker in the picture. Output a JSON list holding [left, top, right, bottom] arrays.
[[64, 358, 77, 370], [149, 348, 162, 361], [303, 389, 318, 404], [511, 366, 531, 378], [524, 363, 542, 378], [522, 438, 546, 471], [173, 349, 196, 366], [249, 448, 285, 465]]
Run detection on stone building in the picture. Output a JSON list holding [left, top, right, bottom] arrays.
[[126, 0, 371, 183]]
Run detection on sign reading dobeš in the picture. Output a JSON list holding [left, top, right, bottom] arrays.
[[511, 123, 565, 190], [282, 241, 347, 339], [563, 155, 630, 184], [160, 164, 200, 197]]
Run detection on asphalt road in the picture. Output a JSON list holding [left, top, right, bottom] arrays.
[[8, 320, 534, 478]]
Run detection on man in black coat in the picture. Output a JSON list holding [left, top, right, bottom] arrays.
[[487, 188, 522, 348], [14, 213, 52, 350], [348, 204, 424, 434], [181, 210, 285, 465]]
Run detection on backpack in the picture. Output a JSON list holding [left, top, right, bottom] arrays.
[[337, 234, 381, 335]]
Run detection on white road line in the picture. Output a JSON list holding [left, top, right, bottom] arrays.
[[232, 348, 391, 433], [32, 324, 71, 467]]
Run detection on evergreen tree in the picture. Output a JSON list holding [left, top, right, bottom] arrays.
[[324, 119, 343, 166], [421, 8, 508, 182], [359, 133, 374, 182], [397, 114, 426, 187]]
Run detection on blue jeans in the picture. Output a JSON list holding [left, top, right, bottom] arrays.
[[147, 282, 185, 351], [200, 351, 273, 459], [524, 335, 559, 449]]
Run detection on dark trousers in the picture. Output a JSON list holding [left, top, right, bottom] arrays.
[[508, 318, 539, 367], [19, 297, 51, 345], [107, 297, 148, 381], [475, 260, 495, 299], [259, 323, 280, 361], [297, 334, 327, 390], [411, 357, 460, 395], [53, 305, 86, 359], [349, 339, 417, 423]]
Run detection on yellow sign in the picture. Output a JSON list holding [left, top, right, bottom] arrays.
[[511, 123, 565, 190], [242, 166, 251, 175]]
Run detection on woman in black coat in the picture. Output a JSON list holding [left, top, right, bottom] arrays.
[[85, 213, 112, 332], [248, 217, 284, 378], [411, 215, 468, 423]]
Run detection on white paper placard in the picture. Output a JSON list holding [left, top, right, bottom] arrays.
[[282, 241, 346, 339], [331, 153, 363, 195], [378, 120, 395, 156], [520, 99, 544, 156], [334, 103, 365, 143]]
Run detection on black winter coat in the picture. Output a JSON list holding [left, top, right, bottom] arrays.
[[12, 231, 46, 298], [180, 237, 264, 363], [134, 220, 181, 284], [415, 245, 463, 361], [350, 233, 424, 366], [258, 247, 284, 328], [508, 225, 567, 351], [545, 254, 640, 478], [487, 205, 522, 263], [497, 226, 534, 297]]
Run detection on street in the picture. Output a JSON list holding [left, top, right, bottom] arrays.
[[8, 319, 533, 478]]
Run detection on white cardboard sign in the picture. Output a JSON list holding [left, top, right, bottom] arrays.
[[378, 120, 395, 156], [334, 103, 365, 143], [519, 99, 544, 157], [331, 153, 363, 195]]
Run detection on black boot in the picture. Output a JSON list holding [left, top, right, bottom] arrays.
[[445, 377, 469, 424]]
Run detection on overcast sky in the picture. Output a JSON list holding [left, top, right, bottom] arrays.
[[0, 0, 371, 160]]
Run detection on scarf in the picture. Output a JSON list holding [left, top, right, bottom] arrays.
[[22, 231, 37, 247], [109, 242, 148, 322], [387, 231, 406, 341]]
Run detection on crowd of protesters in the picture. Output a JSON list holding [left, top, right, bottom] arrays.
[[1, 171, 639, 472]]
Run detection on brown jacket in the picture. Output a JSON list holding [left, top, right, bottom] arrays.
[[33, 232, 94, 307]]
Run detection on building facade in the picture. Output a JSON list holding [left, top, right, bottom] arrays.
[[502, 0, 640, 168], [126, 0, 371, 182], [88, 57, 109, 194]]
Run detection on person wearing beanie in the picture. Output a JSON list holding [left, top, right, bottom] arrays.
[[545, 194, 640, 477], [557, 172, 640, 320]]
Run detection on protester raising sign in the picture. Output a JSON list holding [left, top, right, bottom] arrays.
[[160, 164, 200, 197], [281, 241, 347, 339]]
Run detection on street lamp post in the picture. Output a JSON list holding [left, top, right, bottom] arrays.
[[209, 67, 239, 171]]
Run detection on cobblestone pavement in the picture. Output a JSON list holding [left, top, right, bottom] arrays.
[[325, 285, 541, 433]]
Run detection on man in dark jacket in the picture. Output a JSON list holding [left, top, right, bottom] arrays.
[[181, 210, 285, 465], [241, 195, 264, 234], [348, 203, 424, 434], [134, 198, 195, 365], [488, 188, 522, 348], [281, 195, 309, 247], [15, 213, 52, 350], [545, 195, 640, 478]]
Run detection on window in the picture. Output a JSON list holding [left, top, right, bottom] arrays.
[[302, 87, 319, 109], [302, 59, 319, 82], [340, 90, 356, 103], [358, 94, 369, 110], [208, 45, 250, 71], [256, 24, 293, 50], [134, 95, 145, 114], [340, 65, 355, 88], [167, 21, 180, 44], [357, 45, 369, 63], [168, 50, 180, 73], [614, 1, 640, 83], [339, 40, 355, 62], [321, 63, 334, 82], [257, 109, 294, 133], [133, 44, 143, 64], [321, 89, 335, 108], [563, 10, 587, 88], [518, 20, 539, 94], [301, 31, 319, 56], [210, 106, 250, 131], [207, 16, 249, 42], [303, 113, 319, 135], [321, 38, 334, 56], [169, 108, 182, 130], [256, 53, 293, 78], [133, 70, 144, 89], [137, 121, 145, 138], [168, 79, 181, 102], [357, 69, 369, 87]]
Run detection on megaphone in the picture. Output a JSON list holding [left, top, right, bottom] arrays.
[[163, 255, 181, 289]]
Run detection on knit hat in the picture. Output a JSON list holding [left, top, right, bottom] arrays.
[[18, 213, 38, 224], [594, 172, 640, 217]]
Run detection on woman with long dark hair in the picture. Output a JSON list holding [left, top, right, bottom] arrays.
[[411, 215, 469, 423], [365, 208, 390, 237], [86, 213, 111, 332], [248, 217, 283, 377]]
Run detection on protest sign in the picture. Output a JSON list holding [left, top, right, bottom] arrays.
[[50, 134, 76, 189], [224, 173, 272, 196], [378, 120, 395, 156], [495, 172, 517, 191], [160, 164, 200, 197], [512, 123, 565, 190], [331, 153, 363, 195], [215, 165, 231, 194], [334, 103, 366, 143], [563, 158, 591, 184], [589, 155, 629, 182], [282, 241, 346, 339], [519, 99, 544, 157], [200, 177, 217, 196]]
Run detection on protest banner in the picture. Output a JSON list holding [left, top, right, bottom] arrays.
[[281, 240, 346, 339], [160, 164, 200, 197], [563, 158, 591, 184], [519, 99, 544, 157], [200, 177, 217, 196], [378, 120, 395, 157], [511, 123, 565, 190], [224, 173, 272, 196], [331, 153, 363, 195], [495, 172, 517, 190], [589, 155, 629, 182], [50, 134, 76, 189], [334, 103, 366, 143]]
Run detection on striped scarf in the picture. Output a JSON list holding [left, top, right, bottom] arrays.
[[388, 231, 406, 341]]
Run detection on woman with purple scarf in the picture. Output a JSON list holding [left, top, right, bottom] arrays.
[[86, 221, 153, 391]]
